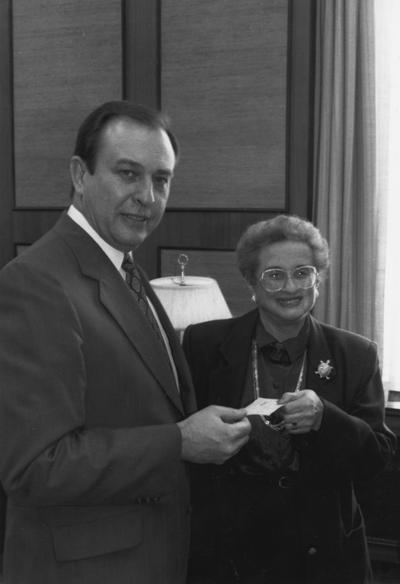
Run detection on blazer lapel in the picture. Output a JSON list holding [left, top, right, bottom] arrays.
[[306, 316, 340, 405], [54, 214, 184, 415], [209, 310, 258, 408]]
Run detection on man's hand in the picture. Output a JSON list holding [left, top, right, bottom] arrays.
[[177, 405, 251, 465], [278, 389, 324, 434]]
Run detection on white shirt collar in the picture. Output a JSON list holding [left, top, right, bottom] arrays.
[[67, 205, 125, 273]]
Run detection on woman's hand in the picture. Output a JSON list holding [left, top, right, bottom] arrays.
[[278, 390, 324, 433]]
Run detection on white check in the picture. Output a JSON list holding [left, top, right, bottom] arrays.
[[245, 397, 282, 417]]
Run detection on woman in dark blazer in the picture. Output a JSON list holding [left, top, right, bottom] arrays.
[[183, 215, 396, 584]]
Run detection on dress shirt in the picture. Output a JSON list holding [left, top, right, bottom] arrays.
[[233, 317, 310, 476]]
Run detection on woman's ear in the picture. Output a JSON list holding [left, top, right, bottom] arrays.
[[314, 274, 321, 299], [245, 278, 257, 302]]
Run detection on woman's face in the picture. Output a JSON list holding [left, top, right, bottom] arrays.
[[252, 240, 319, 330]]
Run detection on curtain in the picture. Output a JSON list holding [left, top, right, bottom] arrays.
[[312, 0, 384, 358]]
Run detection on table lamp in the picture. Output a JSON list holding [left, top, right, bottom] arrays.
[[150, 254, 232, 340]]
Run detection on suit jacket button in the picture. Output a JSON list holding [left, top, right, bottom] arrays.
[[307, 547, 317, 555]]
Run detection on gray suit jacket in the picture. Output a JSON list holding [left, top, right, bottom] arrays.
[[0, 213, 196, 584]]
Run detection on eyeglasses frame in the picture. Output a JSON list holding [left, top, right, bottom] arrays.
[[258, 264, 319, 293]]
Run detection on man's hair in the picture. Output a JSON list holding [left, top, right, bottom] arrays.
[[236, 214, 330, 285], [73, 100, 179, 173]]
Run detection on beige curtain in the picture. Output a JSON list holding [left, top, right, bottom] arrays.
[[312, 0, 384, 354]]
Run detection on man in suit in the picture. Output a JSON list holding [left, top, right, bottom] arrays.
[[0, 101, 250, 584]]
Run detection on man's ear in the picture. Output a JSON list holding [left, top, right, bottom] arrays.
[[70, 156, 88, 196]]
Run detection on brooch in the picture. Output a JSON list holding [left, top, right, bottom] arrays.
[[315, 359, 334, 380]]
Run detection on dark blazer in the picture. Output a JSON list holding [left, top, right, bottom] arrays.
[[0, 213, 196, 584], [183, 310, 396, 584]]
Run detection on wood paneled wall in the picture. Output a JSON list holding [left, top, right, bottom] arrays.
[[134, 0, 315, 310], [0, 0, 316, 312], [161, 0, 288, 210], [13, 0, 122, 208]]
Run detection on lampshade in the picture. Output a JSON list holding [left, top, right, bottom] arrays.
[[150, 275, 232, 335]]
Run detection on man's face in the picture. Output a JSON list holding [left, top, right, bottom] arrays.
[[72, 117, 176, 252]]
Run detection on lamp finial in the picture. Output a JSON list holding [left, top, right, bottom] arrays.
[[177, 254, 189, 286]]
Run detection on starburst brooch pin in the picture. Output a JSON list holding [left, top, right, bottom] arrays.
[[315, 359, 335, 380]]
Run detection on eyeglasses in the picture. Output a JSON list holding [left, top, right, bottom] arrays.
[[259, 265, 318, 293]]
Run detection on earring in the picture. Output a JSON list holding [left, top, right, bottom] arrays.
[[251, 294, 256, 302]]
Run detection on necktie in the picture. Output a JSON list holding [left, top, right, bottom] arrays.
[[122, 254, 165, 345]]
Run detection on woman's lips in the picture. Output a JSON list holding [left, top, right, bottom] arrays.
[[276, 296, 302, 307]]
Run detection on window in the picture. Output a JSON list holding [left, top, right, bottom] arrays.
[[375, 0, 400, 395]]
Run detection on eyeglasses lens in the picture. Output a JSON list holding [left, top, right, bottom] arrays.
[[260, 266, 317, 292]]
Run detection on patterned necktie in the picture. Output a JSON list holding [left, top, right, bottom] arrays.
[[122, 254, 165, 345]]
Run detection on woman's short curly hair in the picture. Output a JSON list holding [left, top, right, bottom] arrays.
[[236, 214, 330, 286]]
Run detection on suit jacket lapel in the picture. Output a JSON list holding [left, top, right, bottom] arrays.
[[54, 214, 185, 415], [143, 277, 196, 415], [209, 310, 258, 408], [100, 278, 185, 414]]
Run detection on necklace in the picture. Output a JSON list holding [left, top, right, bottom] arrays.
[[251, 340, 306, 399]]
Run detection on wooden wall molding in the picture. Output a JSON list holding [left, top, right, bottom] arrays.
[[0, 0, 14, 268]]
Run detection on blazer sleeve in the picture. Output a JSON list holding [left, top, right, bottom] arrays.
[[302, 339, 396, 482], [0, 260, 183, 506]]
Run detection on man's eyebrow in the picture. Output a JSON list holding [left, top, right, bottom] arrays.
[[116, 158, 142, 167], [116, 159, 174, 175], [156, 169, 174, 178]]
